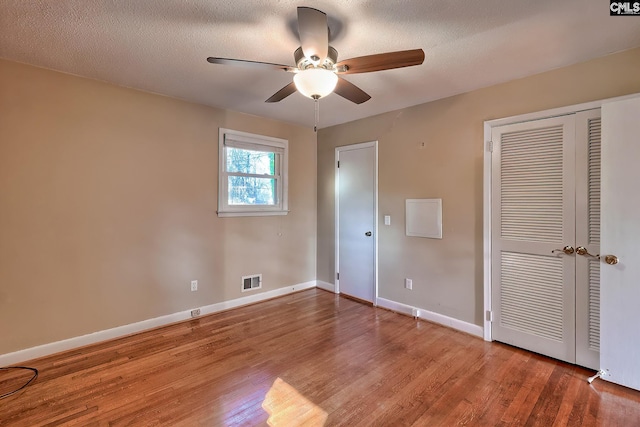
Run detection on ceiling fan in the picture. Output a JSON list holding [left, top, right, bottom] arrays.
[[206, 7, 425, 105]]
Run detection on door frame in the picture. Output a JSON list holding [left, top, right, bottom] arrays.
[[483, 94, 639, 341], [335, 140, 379, 304]]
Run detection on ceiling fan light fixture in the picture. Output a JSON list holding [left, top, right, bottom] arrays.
[[294, 68, 338, 99]]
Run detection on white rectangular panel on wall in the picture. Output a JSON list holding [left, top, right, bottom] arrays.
[[405, 199, 442, 239]]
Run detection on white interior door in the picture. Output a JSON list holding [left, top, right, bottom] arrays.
[[575, 110, 602, 370], [600, 96, 640, 391], [336, 142, 376, 303], [491, 115, 577, 363]]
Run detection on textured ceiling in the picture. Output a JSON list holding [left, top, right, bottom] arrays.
[[1, 1, 640, 129]]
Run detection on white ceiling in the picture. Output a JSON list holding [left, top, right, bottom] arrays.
[[1, 1, 639, 129]]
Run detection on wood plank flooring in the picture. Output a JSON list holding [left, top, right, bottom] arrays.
[[2, 289, 640, 426]]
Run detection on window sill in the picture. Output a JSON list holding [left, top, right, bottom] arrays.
[[217, 210, 289, 218]]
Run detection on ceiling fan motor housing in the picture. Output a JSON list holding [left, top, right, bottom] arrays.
[[295, 46, 338, 70]]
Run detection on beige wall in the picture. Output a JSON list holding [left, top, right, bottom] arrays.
[[0, 59, 317, 355], [317, 48, 640, 326]]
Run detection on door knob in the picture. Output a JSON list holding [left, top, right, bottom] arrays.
[[577, 247, 619, 264], [552, 246, 574, 255], [576, 246, 599, 258], [365, 231, 372, 236], [604, 254, 619, 265]]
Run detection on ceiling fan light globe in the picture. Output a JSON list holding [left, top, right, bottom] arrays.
[[294, 68, 338, 99]]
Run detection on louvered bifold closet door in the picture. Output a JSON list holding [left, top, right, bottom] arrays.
[[491, 115, 576, 363], [575, 109, 601, 370]]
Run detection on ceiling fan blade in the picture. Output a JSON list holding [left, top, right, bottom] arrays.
[[297, 7, 329, 63], [207, 57, 296, 73], [265, 82, 298, 103], [334, 77, 371, 104], [335, 49, 425, 74]]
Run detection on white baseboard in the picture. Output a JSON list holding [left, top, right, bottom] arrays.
[[0, 281, 316, 367], [1, 283, 482, 366], [376, 297, 484, 338], [316, 280, 336, 293]]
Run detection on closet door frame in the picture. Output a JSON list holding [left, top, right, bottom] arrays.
[[483, 94, 638, 342]]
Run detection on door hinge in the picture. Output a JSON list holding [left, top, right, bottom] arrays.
[[486, 310, 493, 322], [337, 160, 340, 168], [486, 141, 494, 153], [336, 272, 339, 280]]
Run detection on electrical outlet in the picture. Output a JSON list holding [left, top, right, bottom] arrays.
[[405, 278, 412, 290], [191, 280, 198, 291], [191, 308, 201, 318]]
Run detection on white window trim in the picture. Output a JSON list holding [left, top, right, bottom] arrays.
[[218, 128, 289, 217]]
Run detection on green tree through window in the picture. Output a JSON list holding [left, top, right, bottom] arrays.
[[226, 147, 276, 205]]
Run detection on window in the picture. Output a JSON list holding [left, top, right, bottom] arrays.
[[218, 128, 288, 217]]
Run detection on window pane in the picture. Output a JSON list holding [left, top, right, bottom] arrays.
[[228, 176, 276, 205], [226, 147, 275, 175]]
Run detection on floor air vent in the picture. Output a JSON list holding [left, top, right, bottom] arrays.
[[242, 274, 262, 292]]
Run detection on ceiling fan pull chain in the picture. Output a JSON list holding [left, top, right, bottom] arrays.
[[314, 98, 319, 132]]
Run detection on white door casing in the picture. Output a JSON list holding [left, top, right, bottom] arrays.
[[335, 142, 377, 303], [600, 96, 640, 391]]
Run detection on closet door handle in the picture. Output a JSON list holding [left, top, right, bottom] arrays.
[[576, 247, 619, 264], [576, 246, 599, 258], [552, 246, 574, 255]]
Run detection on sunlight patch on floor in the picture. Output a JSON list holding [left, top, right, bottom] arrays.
[[262, 377, 328, 426]]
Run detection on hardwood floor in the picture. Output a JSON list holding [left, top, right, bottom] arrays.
[[2, 288, 640, 426]]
